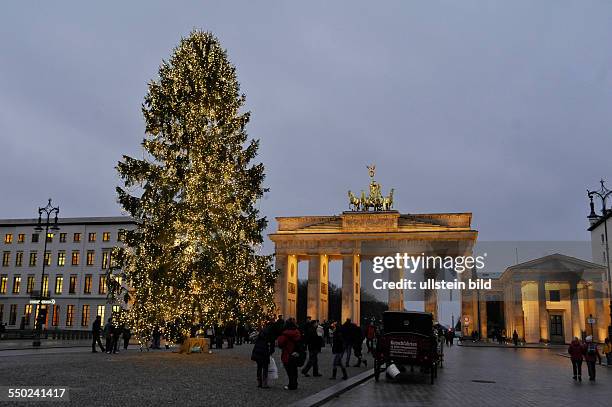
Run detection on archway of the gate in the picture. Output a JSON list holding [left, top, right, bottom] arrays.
[[269, 211, 478, 325]]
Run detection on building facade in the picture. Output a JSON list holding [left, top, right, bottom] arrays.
[[0, 217, 134, 332], [463, 254, 610, 344]]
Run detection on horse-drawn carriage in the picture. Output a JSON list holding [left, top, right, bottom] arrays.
[[373, 311, 441, 384]]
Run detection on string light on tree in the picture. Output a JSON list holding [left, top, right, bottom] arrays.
[[111, 30, 278, 344]]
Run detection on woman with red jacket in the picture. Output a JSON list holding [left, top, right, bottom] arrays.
[[277, 318, 302, 390], [567, 337, 584, 381]]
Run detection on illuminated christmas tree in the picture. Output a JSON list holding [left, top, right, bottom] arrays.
[[111, 30, 277, 342]]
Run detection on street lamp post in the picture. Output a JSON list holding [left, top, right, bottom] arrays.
[[587, 179, 612, 341], [32, 199, 60, 347]]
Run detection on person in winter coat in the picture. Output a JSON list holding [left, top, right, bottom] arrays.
[[568, 337, 584, 381], [365, 320, 376, 353], [352, 324, 366, 367], [583, 335, 602, 381], [251, 323, 275, 389], [103, 318, 113, 354], [277, 318, 302, 390], [301, 320, 322, 377], [330, 322, 348, 380], [340, 319, 355, 366], [91, 315, 105, 353]]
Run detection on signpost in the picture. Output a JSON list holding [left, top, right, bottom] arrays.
[[587, 314, 596, 336]]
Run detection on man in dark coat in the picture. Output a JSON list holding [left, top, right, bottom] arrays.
[[251, 323, 275, 388], [340, 319, 355, 366], [330, 322, 348, 380], [301, 320, 322, 377], [91, 315, 105, 353]]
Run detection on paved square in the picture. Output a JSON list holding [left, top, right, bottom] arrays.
[[325, 344, 612, 407], [0, 342, 368, 406]]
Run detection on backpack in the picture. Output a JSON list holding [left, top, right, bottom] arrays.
[[291, 339, 307, 367], [587, 343, 597, 355]]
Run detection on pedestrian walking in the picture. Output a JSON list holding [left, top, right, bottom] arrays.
[[352, 324, 366, 367], [277, 318, 302, 390], [251, 322, 275, 389], [91, 315, 105, 353], [512, 330, 519, 347], [365, 319, 376, 353], [341, 319, 355, 366], [584, 336, 602, 381], [122, 327, 131, 350], [568, 337, 583, 381], [301, 320, 322, 377], [103, 317, 113, 354], [330, 323, 348, 380]]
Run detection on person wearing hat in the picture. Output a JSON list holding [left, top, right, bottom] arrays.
[[567, 337, 584, 381], [583, 335, 602, 381]]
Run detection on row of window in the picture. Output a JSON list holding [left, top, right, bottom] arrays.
[[0, 303, 121, 327], [4, 231, 126, 245], [0, 273, 121, 295], [2, 250, 115, 268]]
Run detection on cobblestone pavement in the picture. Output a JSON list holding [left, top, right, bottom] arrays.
[[0, 341, 368, 406], [325, 344, 612, 407]]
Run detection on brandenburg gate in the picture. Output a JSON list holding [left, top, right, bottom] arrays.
[[270, 166, 478, 325]]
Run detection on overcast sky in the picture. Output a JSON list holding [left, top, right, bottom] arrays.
[[2, 1, 612, 248]]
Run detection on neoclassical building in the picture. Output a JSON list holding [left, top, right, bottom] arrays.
[[465, 254, 610, 344], [269, 210, 478, 324]]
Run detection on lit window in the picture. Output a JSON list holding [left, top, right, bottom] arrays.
[[66, 305, 74, 326], [12, 276, 21, 294], [0, 275, 7, 294], [52, 305, 60, 326], [98, 275, 107, 295], [24, 304, 32, 325], [55, 275, 63, 295], [71, 251, 80, 266], [84, 275, 92, 294], [57, 252, 66, 267], [117, 230, 126, 242], [2, 252, 9, 267], [31, 233, 39, 243], [88, 233, 96, 242], [112, 305, 120, 314], [17, 234, 25, 243], [69, 275, 77, 294], [44, 251, 52, 267], [73, 233, 81, 243], [103, 232, 110, 242], [42, 275, 49, 297], [4, 234, 13, 244], [59, 233, 67, 243], [29, 252, 37, 267], [86, 251, 95, 266], [46, 233, 53, 243], [15, 252, 23, 267], [26, 276, 35, 294], [81, 304, 90, 327], [102, 251, 110, 269], [97, 305, 105, 322]]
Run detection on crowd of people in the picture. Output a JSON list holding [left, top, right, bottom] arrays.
[[91, 315, 131, 354], [251, 316, 379, 390]]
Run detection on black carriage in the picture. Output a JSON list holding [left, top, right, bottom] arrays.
[[373, 311, 439, 384]]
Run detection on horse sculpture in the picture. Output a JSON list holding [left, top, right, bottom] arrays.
[[383, 188, 394, 211], [348, 191, 361, 211]]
